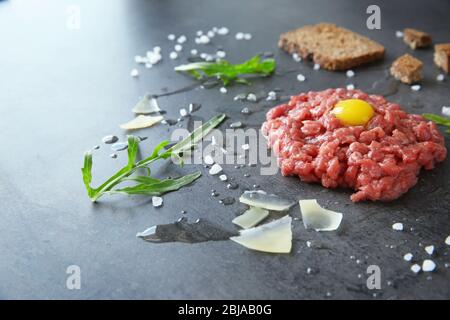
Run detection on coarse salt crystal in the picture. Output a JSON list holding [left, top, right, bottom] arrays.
[[153, 46, 161, 54], [130, 69, 139, 77], [411, 84, 421, 91], [152, 196, 163, 207], [204, 155, 214, 165], [216, 50, 226, 58], [403, 253, 413, 261], [207, 30, 215, 38], [346, 70, 355, 78], [436, 74, 445, 82], [199, 35, 210, 44], [346, 84, 355, 90], [219, 174, 228, 181], [392, 222, 403, 231], [220, 87, 227, 94], [446, 235, 450, 245], [297, 74, 306, 82], [190, 49, 198, 55], [441, 106, 450, 117], [196, 30, 203, 36], [313, 63, 321, 70], [177, 35, 187, 44], [247, 93, 257, 101], [235, 32, 244, 40], [425, 245, 435, 255], [292, 53, 301, 62], [179, 108, 188, 117], [243, 33, 252, 40], [410, 264, 421, 273], [422, 259, 436, 272], [145, 63, 152, 68], [242, 144, 250, 150], [209, 163, 222, 175], [168, 34, 176, 41], [217, 27, 229, 35], [174, 44, 182, 52], [395, 30, 404, 38], [169, 52, 178, 60]]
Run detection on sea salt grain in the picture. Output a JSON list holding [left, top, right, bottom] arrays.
[[219, 174, 228, 181], [168, 34, 176, 41], [235, 32, 244, 40], [441, 106, 450, 117], [204, 155, 214, 165], [422, 259, 436, 272], [313, 63, 321, 70], [196, 30, 203, 36], [411, 264, 421, 273], [247, 93, 257, 102], [216, 50, 226, 58], [169, 52, 178, 60], [179, 108, 188, 117], [220, 87, 227, 94], [297, 74, 306, 82], [403, 253, 413, 261], [446, 235, 450, 245], [177, 35, 187, 44], [425, 245, 435, 255], [130, 69, 139, 77], [392, 222, 404, 231], [190, 49, 198, 55], [152, 196, 163, 207], [199, 35, 210, 44], [209, 163, 223, 175], [242, 144, 250, 150], [436, 74, 445, 81], [395, 30, 404, 38], [207, 30, 215, 38], [411, 84, 421, 91], [346, 70, 355, 78], [346, 84, 355, 90], [153, 46, 161, 54], [217, 27, 229, 35], [174, 44, 182, 52], [292, 53, 302, 62], [243, 33, 252, 40]]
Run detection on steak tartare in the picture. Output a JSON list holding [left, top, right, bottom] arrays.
[[261, 88, 447, 202]]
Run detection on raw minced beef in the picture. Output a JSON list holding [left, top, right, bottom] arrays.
[[261, 88, 447, 202]]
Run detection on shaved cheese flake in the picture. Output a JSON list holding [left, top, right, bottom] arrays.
[[230, 215, 292, 253], [120, 115, 163, 130], [132, 95, 161, 114], [299, 199, 343, 231], [232, 207, 269, 229], [239, 190, 295, 211]]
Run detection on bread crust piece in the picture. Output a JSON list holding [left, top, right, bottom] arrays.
[[390, 54, 423, 84], [278, 23, 385, 71], [434, 43, 450, 73], [403, 28, 432, 49]]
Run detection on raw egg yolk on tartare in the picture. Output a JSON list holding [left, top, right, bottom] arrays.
[[332, 99, 374, 126]]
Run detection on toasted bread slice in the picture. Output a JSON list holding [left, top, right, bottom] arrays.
[[278, 23, 385, 70], [403, 28, 432, 49], [390, 54, 423, 84], [434, 43, 450, 73]]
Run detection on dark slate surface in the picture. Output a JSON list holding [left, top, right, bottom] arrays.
[[0, 0, 449, 299]]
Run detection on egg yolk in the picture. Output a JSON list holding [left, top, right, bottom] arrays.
[[332, 99, 375, 126]]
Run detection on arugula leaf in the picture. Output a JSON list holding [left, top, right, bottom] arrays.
[[423, 113, 450, 127], [175, 55, 276, 86], [110, 172, 202, 196], [81, 114, 226, 202]]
